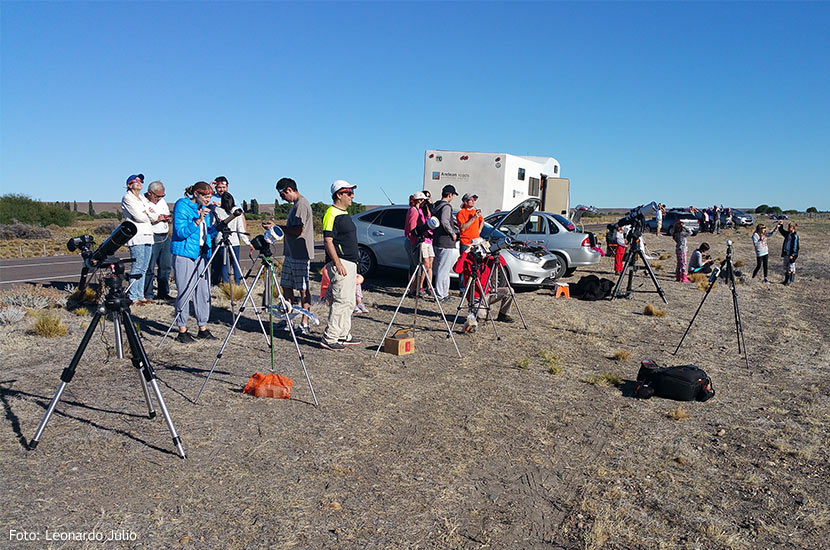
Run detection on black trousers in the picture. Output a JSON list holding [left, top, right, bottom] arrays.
[[753, 254, 768, 278]]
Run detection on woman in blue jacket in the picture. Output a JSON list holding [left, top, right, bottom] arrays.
[[171, 181, 219, 343]]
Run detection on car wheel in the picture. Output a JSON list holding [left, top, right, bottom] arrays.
[[548, 254, 565, 281], [357, 246, 376, 277]]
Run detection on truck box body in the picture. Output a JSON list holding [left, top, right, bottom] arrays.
[[423, 150, 569, 217]]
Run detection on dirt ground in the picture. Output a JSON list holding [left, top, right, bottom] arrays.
[[1, 218, 828, 549]]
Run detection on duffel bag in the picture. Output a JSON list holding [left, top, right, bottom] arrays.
[[636, 361, 715, 402]]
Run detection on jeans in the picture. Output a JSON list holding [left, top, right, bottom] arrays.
[[144, 234, 172, 299], [128, 244, 152, 302], [218, 244, 242, 284], [434, 245, 459, 299]]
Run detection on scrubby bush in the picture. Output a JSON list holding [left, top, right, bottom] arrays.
[[0, 307, 26, 325], [0, 285, 67, 309], [806, 207, 818, 213], [32, 312, 67, 337], [94, 222, 118, 235], [755, 204, 769, 214], [0, 194, 76, 227], [0, 224, 53, 240]]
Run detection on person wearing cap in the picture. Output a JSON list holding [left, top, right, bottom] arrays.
[[431, 184, 460, 302], [143, 180, 173, 301], [121, 174, 158, 305], [457, 193, 483, 254], [320, 180, 360, 351], [263, 177, 315, 334], [404, 192, 433, 298]]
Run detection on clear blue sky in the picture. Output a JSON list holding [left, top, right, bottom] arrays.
[[2, 1, 828, 210]]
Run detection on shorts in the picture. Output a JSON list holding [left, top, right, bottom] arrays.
[[419, 242, 435, 258], [280, 257, 310, 291]]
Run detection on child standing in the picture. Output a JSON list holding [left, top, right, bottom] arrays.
[[671, 219, 691, 282], [777, 221, 799, 285], [751, 223, 776, 282], [614, 223, 627, 274]]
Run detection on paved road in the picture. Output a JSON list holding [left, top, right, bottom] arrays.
[[0, 242, 316, 287]]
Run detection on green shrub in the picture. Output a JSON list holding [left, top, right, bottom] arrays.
[[0, 194, 75, 227]]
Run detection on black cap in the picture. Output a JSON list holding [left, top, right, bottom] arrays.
[[441, 184, 458, 196]]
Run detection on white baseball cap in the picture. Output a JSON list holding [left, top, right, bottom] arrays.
[[413, 191, 427, 200], [331, 179, 356, 195]]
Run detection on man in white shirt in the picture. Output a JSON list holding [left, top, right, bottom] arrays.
[[121, 174, 157, 304], [143, 180, 173, 300]]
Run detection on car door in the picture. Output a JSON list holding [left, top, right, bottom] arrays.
[[367, 207, 408, 269]]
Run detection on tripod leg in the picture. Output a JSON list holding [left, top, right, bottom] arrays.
[[121, 310, 185, 459], [195, 264, 268, 403], [422, 271, 462, 357], [229, 250, 270, 347], [638, 250, 668, 304], [157, 247, 222, 349], [269, 269, 319, 407], [30, 309, 104, 450], [374, 268, 420, 357], [728, 263, 750, 368], [496, 262, 527, 330], [450, 274, 477, 333], [115, 314, 156, 417], [475, 278, 500, 340], [674, 267, 719, 355], [611, 245, 637, 299]]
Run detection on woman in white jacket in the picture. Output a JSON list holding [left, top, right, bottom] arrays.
[[121, 174, 157, 304]]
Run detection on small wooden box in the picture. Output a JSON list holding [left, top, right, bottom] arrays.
[[384, 333, 415, 356]]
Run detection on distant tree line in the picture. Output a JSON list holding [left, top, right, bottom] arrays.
[[0, 194, 125, 227]]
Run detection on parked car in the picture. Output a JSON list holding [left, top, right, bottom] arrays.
[[484, 208, 601, 279], [645, 211, 700, 236], [724, 209, 754, 226], [353, 199, 562, 287], [768, 214, 788, 220]]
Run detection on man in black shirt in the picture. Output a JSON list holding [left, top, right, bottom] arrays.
[[321, 180, 360, 351]]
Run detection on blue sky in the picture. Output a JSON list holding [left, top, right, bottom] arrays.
[[1, 1, 828, 210]]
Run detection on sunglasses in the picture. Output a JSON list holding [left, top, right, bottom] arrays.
[[196, 191, 212, 196], [150, 191, 165, 198], [339, 189, 355, 196]]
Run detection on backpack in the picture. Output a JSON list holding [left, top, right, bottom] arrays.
[[635, 361, 715, 402], [571, 275, 614, 301]]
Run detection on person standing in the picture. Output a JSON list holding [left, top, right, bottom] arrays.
[[777, 221, 799, 285], [171, 182, 218, 343], [671, 219, 691, 282], [210, 176, 247, 285], [121, 174, 156, 305], [264, 177, 315, 334], [432, 185, 459, 302], [143, 180, 173, 300], [751, 223, 776, 282], [713, 205, 721, 234], [320, 180, 360, 351], [613, 223, 627, 274], [655, 203, 664, 236], [457, 193, 483, 254]]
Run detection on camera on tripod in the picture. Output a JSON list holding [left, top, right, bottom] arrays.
[[616, 201, 658, 243]]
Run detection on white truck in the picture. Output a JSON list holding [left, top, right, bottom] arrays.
[[423, 150, 570, 217]]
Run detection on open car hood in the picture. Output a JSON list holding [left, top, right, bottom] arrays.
[[492, 197, 540, 237]]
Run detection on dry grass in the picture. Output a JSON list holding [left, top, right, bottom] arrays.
[[67, 285, 100, 307], [667, 406, 689, 420], [650, 261, 664, 271], [0, 306, 26, 325], [515, 358, 530, 370], [733, 259, 745, 268], [658, 253, 671, 261], [539, 350, 563, 374], [32, 312, 67, 337], [0, 284, 67, 309], [610, 349, 630, 361], [218, 282, 247, 301], [643, 304, 666, 317], [584, 373, 623, 387]]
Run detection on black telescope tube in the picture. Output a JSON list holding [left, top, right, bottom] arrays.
[[89, 220, 138, 266]]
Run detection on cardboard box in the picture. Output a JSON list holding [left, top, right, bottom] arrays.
[[384, 329, 415, 355]]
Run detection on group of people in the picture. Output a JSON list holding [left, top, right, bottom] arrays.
[[120, 174, 364, 350], [403, 185, 514, 325]]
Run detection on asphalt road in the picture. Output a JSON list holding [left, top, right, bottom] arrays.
[[0, 242, 308, 288]]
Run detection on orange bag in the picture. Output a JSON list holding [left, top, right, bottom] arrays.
[[243, 372, 293, 399]]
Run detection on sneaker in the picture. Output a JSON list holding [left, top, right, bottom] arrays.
[[320, 339, 346, 351], [298, 323, 311, 336], [353, 306, 364, 315], [358, 303, 369, 314], [338, 335, 361, 346], [497, 313, 515, 323], [176, 331, 196, 344], [196, 329, 218, 340], [417, 289, 432, 301], [282, 322, 293, 332], [763, 278, 769, 283]]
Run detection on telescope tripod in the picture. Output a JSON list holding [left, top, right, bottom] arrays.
[[195, 250, 318, 406], [450, 259, 528, 339], [611, 235, 668, 303], [375, 253, 461, 358], [30, 259, 186, 458], [674, 244, 749, 368], [157, 235, 269, 349]]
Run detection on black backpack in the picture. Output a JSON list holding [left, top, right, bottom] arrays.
[[635, 361, 715, 402]]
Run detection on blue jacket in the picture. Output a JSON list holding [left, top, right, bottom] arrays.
[[778, 226, 799, 260], [171, 197, 218, 260]]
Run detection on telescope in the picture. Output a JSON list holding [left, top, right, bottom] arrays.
[[251, 225, 284, 255], [66, 220, 138, 290], [215, 206, 244, 233]]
